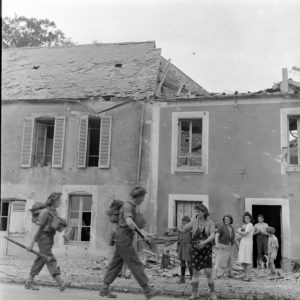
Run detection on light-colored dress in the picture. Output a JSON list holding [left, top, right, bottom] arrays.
[[238, 223, 254, 264]]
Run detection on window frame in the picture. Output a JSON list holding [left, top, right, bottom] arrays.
[[66, 193, 92, 244], [168, 194, 209, 228], [20, 115, 66, 168], [280, 108, 300, 173], [0, 200, 11, 232], [171, 111, 209, 174], [77, 115, 112, 168]]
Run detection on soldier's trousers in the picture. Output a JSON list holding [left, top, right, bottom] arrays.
[[103, 228, 148, 288], [30, 232, 60, 278]]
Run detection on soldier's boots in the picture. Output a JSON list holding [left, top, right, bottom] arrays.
[[55, 275, 71, 292], [99, 285, 117, 298], [24, 277, 39, 291], [143, 286, 160, 299]]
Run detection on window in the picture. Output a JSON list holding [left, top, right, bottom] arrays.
[[288, 116, 299, 165], [34, 118, 54, 167], [280, 108, 300, 173], [20, 116, 66, 168], [67, 194, 92, 242], [0, 200, 10, 231], [168, 194, 209, 228], [171, 111, 208, 173], [77, 116, 112, 168], [87, 118, 101, 166], [175, 201, 203, 227], [178, 119, 202, 167]]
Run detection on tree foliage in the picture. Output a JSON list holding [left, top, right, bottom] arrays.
[[2, 15, 74, 48]]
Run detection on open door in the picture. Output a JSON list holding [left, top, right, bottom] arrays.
[[252, 205, 282, 268]]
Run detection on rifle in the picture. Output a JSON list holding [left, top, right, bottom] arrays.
[[135, 227, 158, 253], [4, 237, 53, 262]]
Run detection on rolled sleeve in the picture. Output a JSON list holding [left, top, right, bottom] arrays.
[[123, 203, 134, 220]]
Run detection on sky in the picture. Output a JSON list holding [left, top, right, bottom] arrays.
[[3, 0, 300, 93]]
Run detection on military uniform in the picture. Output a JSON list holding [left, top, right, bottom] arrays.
[[29, 207, 60, 277], [101, 198, 159, 299], [103, 201, 148, 287]]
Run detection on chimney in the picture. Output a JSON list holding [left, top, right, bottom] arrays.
[[280, 68, 289, 93]]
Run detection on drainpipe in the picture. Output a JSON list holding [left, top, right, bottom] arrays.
[[136, 102, 145, 185], [280, 68, 289, 93]]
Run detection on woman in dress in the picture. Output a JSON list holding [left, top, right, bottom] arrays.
[[237, 211, 254, 281], [178, 204, 217, 300]]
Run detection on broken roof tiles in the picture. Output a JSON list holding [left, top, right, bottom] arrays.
[[2, 41, 207, 101]]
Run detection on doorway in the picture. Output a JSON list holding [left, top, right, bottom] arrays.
[[252, 205, 282, 268]]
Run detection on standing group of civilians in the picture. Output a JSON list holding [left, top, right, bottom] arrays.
[[177, 205, 279, 300]]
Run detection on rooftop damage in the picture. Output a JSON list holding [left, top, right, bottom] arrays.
[[1, 41, 208, 101]]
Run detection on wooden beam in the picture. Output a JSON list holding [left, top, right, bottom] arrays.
[[155, 59, 171, 97], [176, 83, 185, 96]]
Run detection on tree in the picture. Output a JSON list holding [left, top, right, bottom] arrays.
[[2, 15, 74, 48]]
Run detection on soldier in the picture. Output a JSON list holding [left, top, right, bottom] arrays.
[[25, 192, 70, 291], [99, 186, 160, 299]]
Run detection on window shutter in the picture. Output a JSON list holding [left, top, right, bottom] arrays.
[[98, 116, 112, 168], [20, 117, 35, 167], [77, 116, 88, 168], [52, 117, 66, 168]]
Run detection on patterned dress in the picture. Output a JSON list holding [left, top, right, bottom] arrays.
[[191, 227, 213, 270]]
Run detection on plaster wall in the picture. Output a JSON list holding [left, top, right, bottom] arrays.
[[1, 100, 151, 257], [155, 98, 300, 259]]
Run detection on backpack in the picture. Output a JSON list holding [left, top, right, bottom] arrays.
[[29, 202, 47, 224], [29, 202, 67, 232], [106, 199, 124, 223], [106, 199, 146, 229]]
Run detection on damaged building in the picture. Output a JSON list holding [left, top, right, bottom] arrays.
[[1, 41, 300, 266], [150, 69, 300, 267], [1, 41, 207, 257]]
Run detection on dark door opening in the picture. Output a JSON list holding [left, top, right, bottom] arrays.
[[252, 205, 282, 268]]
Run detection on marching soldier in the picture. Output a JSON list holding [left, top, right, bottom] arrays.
[[100, 186, 160, 299], [25, 192, 70, 291]]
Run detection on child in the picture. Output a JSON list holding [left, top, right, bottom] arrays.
[[176, 216, 193, 283], [266, 227, 279, 275]]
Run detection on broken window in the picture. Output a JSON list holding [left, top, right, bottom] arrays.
[[289, 116, 300, 165], [0, 200, 10, 231], [178, 118, 202, 167], [67, 194, 92, 242], [77, 116, 112, 168], [33, 118, 55, 167]]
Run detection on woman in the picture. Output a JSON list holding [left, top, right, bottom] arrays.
[[178, 204, 217, 300], [214, 215, 235, 278], [237, 211, 254, 281], [25, 192, 70, 291]]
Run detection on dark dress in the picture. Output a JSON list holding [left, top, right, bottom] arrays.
[[191, 227, 213, 270]]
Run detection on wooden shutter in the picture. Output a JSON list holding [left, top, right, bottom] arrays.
[[77, 116, 88, 168], [52, 117, 66, 168], [20, 117, 35, 167], [98, 116, 112, 168]]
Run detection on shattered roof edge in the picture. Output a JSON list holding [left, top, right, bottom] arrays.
[[1, 41, 157, 51], [2, 92, 300, 104]]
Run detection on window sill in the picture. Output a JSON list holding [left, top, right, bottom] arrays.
[[174, 167, 206, 174], [285, 166, 300, 172]]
